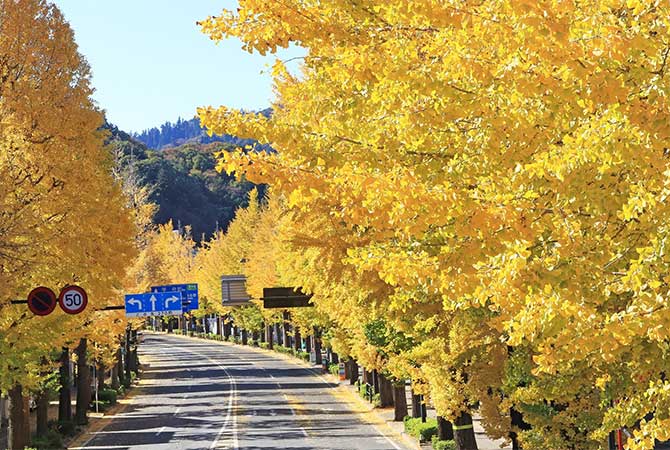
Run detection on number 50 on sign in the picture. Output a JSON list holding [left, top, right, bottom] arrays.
[[58, 285, 88, 314]]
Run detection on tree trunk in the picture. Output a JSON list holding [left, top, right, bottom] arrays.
[[116, 346, 125, 388], [372, 369, 380, 395], [35, 387, 50, 438], [313, 329, 322, 365], [305, 334, 312, 353], [130, 346, 139, 373], [111, 363, 120, 390], [348, 359, 358, 385], [75, 338, 91, 425], [241, 329, 248, 345], [204, 316, 210, 334], [411, 386, 422, 418], [331, 352, 339, 364], [454, 411, 478, 450], [58, 347, 72, 422], [252, 330, 260, 345], [8, 384, 29, 450], [97, 362, 106, 392], [438, 416, 455, 440], [224, 317, 231, 339], [266, 324, 274, 349], [363, 368, 372, 385], [124, 329, 132, 384], [294, 327, 301, 352], [393, 383, 408, 421], [379, 374, 394, 407], [35, 353, 51, 435], [259, 328, 265, 343], [274, 322, 281, 345], [282, 311, 291, 347]]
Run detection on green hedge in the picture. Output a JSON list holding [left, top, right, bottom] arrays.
[[98, 388, 117, 405], [404, 416, 438, 442], [30, 429, 63, 450], [329, 364, 340, 376], [431, 436, 457, 450], [372, 393, 381, 407], [53, 419, 77, 436], [356, 380, 369, 399], [89, 400, 111, 412]]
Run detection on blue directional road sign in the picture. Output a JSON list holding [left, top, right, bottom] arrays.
[[151, 283, 199, 311], [124, 292, 183, 318]]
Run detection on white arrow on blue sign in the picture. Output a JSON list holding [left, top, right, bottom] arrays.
[[151, 283, 199, 311], [124, 291, 183, 318]]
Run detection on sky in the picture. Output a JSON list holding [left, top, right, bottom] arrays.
[[53, 1, 301, 133]]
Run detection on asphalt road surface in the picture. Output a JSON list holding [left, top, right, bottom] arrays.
[[72, 332, 409, 450]]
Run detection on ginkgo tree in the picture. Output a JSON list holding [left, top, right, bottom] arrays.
[[199, 1, 670, 449], [0, 0, 137, 447]]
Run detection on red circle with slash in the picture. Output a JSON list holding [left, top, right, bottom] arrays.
[[27, 286, 58, 316]]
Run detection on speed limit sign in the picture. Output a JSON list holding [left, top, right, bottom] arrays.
[[58, 285, 88, 315]]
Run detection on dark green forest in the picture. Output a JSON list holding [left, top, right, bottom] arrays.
[[105, 122, 259, 241], [132, 114, 270, 150]]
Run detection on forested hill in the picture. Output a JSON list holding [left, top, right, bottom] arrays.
[[105, 122, 258, 240], [132, 112, 270, 150]]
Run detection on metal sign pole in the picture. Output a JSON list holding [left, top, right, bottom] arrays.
[[93, 365, 99, 413]]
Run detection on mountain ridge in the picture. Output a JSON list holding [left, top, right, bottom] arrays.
[[132, 110, 271, 150]]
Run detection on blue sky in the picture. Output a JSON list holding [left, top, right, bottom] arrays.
[[54, 1, 301, 132]]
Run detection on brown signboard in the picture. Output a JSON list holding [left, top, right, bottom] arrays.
[[262, 287, 313, 308], [221, 275, 252, 306]]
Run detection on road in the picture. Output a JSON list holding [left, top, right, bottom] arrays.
[[72, 333, 409, 450]]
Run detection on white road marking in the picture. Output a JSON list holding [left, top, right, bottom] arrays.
[[70, 446, 133, 449], [176, 347, 238, 450]]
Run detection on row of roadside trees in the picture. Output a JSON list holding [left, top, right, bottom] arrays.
[[188, 1, 670, 449], [0, 1, 150, 448]]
